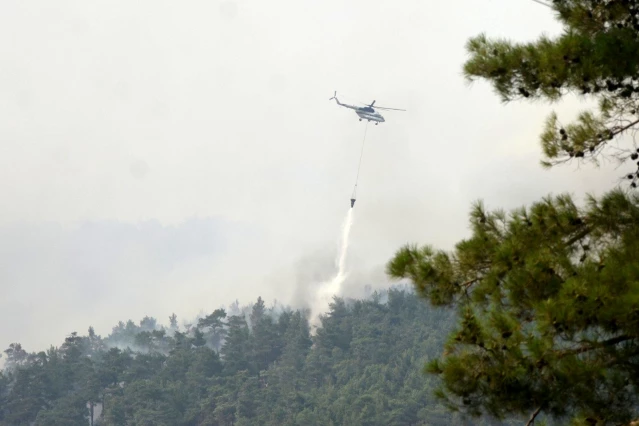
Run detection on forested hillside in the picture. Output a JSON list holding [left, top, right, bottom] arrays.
[[0, 286, 526, 425]]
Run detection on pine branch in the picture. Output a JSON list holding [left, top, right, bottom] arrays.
[[564, 227, 591, 249], [461, 278, 480, 289], [526, 406, 542, 426], [558, 335, 635, 358], [610, 119, 639, 140], [551, 118, 639, 168]]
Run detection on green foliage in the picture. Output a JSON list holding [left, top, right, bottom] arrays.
[[34, 393, 89, 426], [463, 0, 639, 182], [0, 288, 510, 425], [388, 189, 639, 424], [385, 4, 639, 423]]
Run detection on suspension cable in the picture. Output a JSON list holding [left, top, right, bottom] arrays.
[[352, 122, 369, 200]]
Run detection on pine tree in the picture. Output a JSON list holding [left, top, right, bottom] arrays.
[[385, 2, 639, 424], [463, 0, 639, 186], [169, 313, 178, 330], [197, 308, 228, 350], [387, 190, 639, 424], [221, 315, 251, 375], [249, 297, 283, 376], [192, 328, 206, 347], [3, 343, 28, 370]]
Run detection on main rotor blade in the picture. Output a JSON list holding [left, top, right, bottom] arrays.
[[374, 106, 406, 111]]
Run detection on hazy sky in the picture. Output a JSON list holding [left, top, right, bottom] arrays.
[[0, 0, 624, 353]]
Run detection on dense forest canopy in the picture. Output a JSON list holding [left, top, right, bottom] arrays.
[[0, 287, 529, 426]]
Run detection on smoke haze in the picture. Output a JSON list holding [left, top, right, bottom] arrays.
[[0, 0, 627, 354]]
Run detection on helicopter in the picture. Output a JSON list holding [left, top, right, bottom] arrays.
[[329, 91, 405, 124]]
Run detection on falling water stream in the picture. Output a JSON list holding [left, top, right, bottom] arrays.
[[310, 208, 354, 329]]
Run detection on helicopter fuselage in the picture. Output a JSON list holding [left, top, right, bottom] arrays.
[[355, 107, 385, 123]]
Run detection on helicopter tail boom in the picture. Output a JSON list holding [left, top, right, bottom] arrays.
[[329, 91, 359, 110]]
